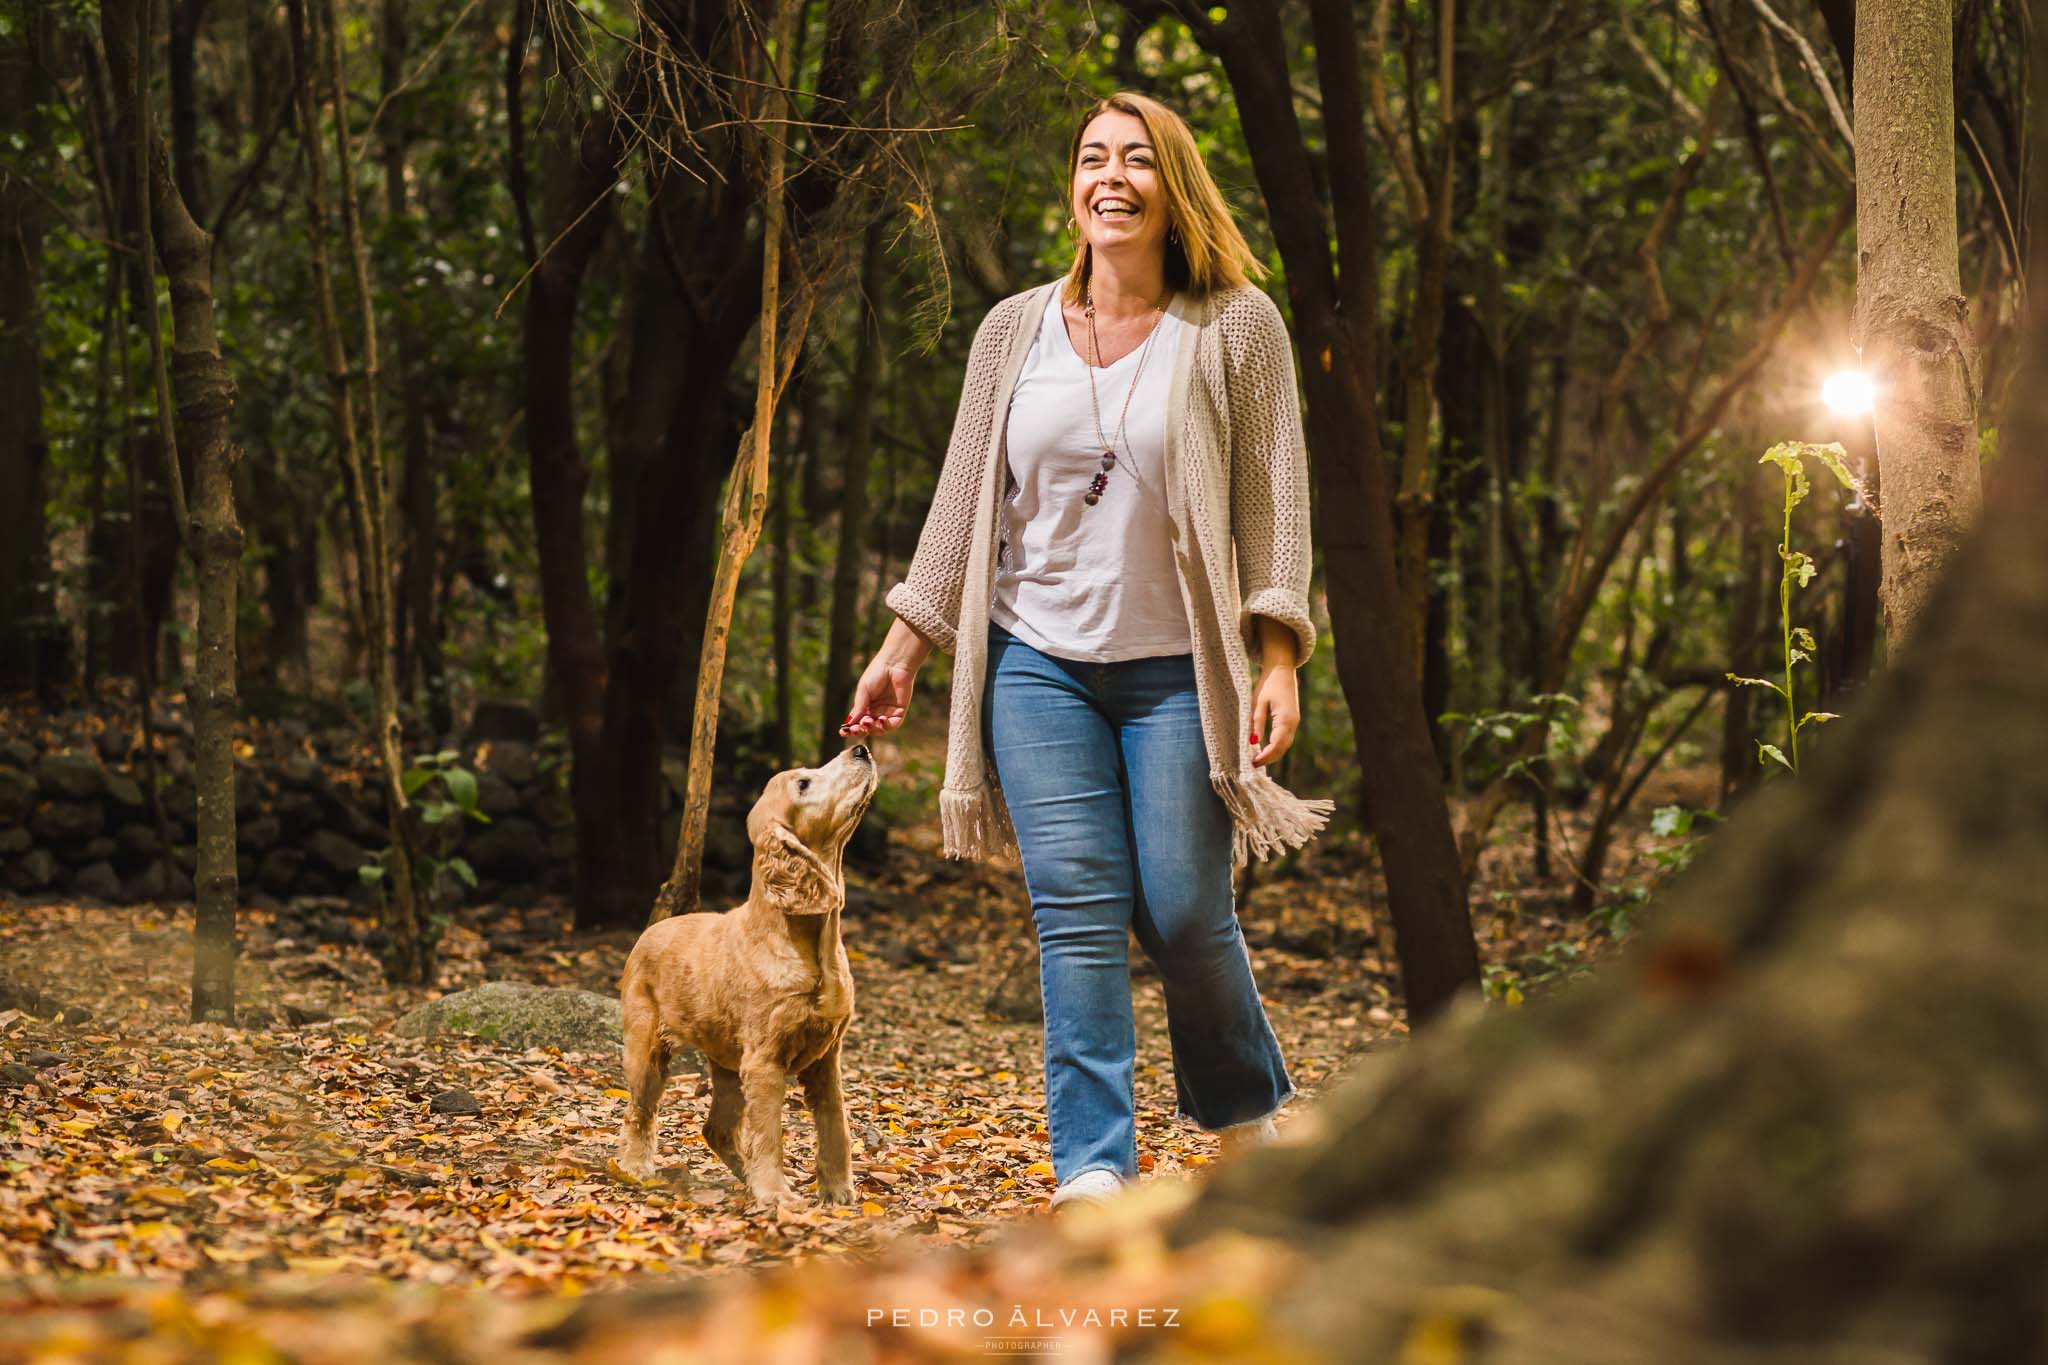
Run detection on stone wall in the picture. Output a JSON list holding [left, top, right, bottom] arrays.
[[0, 701, 594, 909], [0, 699, 877, 910]]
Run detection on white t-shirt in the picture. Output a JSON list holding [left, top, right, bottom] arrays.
[[990, 298, 1192, 663]]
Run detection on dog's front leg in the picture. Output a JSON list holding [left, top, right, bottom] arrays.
[[615, 1008, 668, 1181], [799, 1046, 854, 1205], [738, 1056, 794, 1206]]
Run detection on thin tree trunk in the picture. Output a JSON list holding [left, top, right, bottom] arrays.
[[1854, 0, 1982, 648], [771, 405, 795, 771], [0, 6, 64, 700], [1176, 0, 1480, 1021], [819, 224, 885, 763], [522, 26, 653, 932], [167, 0, 209, 223], [381, 0, 449, 737], [1371, 0, 1457, 676], [102, 0, 244, 1023], [285, 0, 424, 983], [655, 0, 802, 925]]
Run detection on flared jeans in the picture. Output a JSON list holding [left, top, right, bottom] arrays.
[[983, 622, 1293, 1184]]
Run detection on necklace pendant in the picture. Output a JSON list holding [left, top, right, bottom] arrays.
[[1100, 450, 1116, 472]]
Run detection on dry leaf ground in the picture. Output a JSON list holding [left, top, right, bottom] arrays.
[[0, 724, 1701, 1358]]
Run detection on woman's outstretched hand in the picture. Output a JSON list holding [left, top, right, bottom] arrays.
[[841, 618, 934, 737]]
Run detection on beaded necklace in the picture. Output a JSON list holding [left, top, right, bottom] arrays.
[[1079, 287, 1172, 506]]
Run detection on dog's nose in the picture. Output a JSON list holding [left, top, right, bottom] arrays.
[[852, 744, 870, 761]]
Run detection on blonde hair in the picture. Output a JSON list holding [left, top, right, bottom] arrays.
[[1062, 91, 1265, 305]]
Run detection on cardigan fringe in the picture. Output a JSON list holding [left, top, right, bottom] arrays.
[[940, 781, 1018, 861], [1211, 768, 1337, 869]]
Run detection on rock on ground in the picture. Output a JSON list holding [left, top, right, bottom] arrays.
[[391, 981, 625, 1051]]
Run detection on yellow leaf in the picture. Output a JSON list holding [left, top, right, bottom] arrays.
[[128, 1186, 188, 1205], [1024, 1161, 1054, 1179], [284, 1256, 353, 1273], [904, 199, 925, 219], [937, 1127, 981, 1147], [184, 1065, 220, 1083], [860, 1201, 884, 1217], [160, 1112, 183, 1134], [591, 1240, 660, 1263], [602, 1088, 630, 1100], [204, 1157, 256, 1172], [199, 1244, 268, 1263], [481, 1229, 549, 1277], [57, 1119, 94, 1136]]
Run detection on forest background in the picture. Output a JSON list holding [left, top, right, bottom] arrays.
[[5, 0, 2019, 978]]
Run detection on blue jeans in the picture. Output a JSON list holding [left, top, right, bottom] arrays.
[[983, 622, 1293, 1184]]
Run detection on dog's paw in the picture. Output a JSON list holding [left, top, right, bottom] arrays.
[[749, 1183, 802, 1211], [816, 1180, 855, 1207], [608, 1155, 658, 1186]]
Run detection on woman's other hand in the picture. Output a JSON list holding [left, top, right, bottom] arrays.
[[1249, 613, 1301, 767], [841, 618, 933, 737]]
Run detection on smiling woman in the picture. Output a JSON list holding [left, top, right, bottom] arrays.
[[1059, 92, 1264, 309], [843, 89, 1331, 1214]]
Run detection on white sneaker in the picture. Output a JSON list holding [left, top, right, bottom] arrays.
[[1218, 1114, 1278, 1159], [1048, 1168, 1123, 1209]]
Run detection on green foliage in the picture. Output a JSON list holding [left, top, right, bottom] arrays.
[[403, 750, 490, 835], [1439, 693, 1582, 784], [358, 751, 491, 961], [1726, 442, 1857, 775]]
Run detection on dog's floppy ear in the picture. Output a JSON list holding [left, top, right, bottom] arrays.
[[752, 823, 839, 915]]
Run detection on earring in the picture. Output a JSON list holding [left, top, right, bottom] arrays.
[[1167, 222, 1181, 246]]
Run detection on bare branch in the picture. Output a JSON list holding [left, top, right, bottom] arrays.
[[1746, 0, 1853, 149], [1617, 10, 1702, 124], [1365, 0, 1428, 227]]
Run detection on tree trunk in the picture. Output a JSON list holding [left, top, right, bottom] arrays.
[[819, 224, 884, 763], [771, 405, 795, 771], [284, 0, 425, 983], [522, 15, 659, 931], [1855, 0, 1982, 651], [101, 0, 244, 1024], [381, 0, 450, 737], [1180, 0, 1480, 1021], [655, 0, 801, 924], [167, 0, 210, 224], [0, 7, 67, 701]]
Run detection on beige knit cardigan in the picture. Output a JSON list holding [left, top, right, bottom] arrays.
[[884, 280, 1334, 868]]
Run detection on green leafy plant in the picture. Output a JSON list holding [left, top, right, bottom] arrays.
[[1646, 802, 1722, 875], [1438, 692, 1582, 783], [1726, 441, 1857, 774], [358, 751, 492, 958]]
